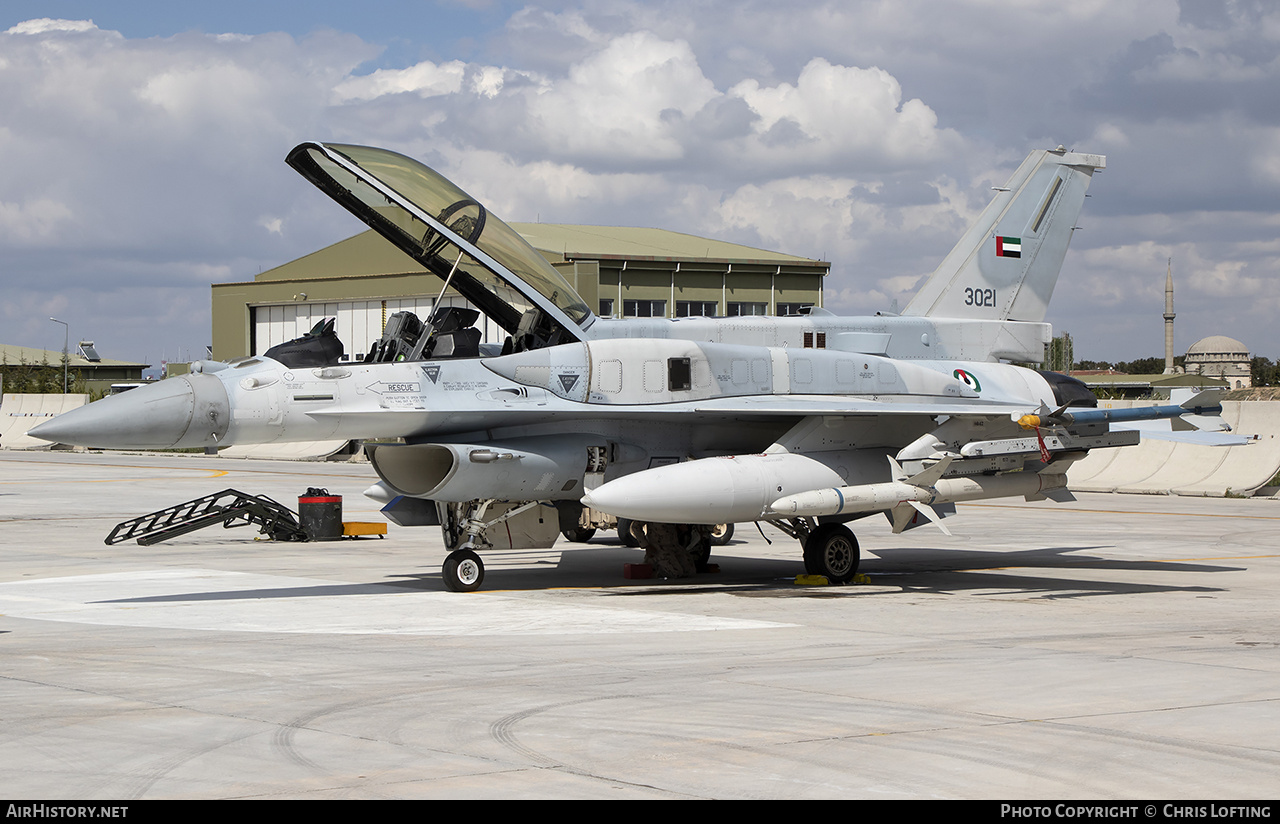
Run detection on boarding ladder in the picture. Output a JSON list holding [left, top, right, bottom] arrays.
[[105, 489, 310, 546]]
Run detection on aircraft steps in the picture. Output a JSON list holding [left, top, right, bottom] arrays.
[[105, 489, 310, 546]]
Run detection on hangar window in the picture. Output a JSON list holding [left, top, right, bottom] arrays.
[[676, 301, 718, 317], [624, 299, 666, 318], [777, 303, 813, 316]]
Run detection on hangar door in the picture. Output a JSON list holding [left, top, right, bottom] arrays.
[[250, 296, 507, 362]]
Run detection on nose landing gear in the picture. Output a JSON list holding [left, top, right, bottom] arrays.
[[442, 548, 485, 592]]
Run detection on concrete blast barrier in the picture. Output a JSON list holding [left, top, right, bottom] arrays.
[[1068, 400, 1280, 497], [0, 394, 89, 449], [218, 440, 354, 461]]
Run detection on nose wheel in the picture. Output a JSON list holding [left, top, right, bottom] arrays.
[[443, 549, 485, 592]]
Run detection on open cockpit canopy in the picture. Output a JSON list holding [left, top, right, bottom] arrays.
[[287, 142, 592, 350]]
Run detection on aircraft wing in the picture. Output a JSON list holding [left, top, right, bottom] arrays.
[[299, 393, 1030, 427], [1112, 421, 1251, 446], [689, 395, 1029, 418]]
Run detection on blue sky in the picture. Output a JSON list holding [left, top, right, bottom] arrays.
[[2, 1, 1278, 369], [2, 2, 500, 47], [0, 1, 526, 73]]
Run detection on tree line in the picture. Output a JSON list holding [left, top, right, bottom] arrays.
[[0, 355, 88, 395], [1069, 356, 1279, 386], [1045, 333, 1278, 386]]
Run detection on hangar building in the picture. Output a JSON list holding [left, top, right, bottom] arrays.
[[0, 342, 148, 396], [212, 226, 829, 362]]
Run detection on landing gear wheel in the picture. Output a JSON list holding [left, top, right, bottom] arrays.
[[442, 549, 485, 592], [710, 523, 734, 546], [692, 532, 712, 572], [617, 518, 640, 547], [803, 524, 860, 583], [562, 527, 597, 543]]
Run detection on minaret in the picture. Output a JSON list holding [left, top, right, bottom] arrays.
[[1163, 258, 1176, 374]]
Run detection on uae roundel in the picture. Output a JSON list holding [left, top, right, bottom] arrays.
[[953, 368, 981, 392]]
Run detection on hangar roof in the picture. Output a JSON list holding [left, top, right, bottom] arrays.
[[255, 226, 828, 283], [507, 223, 828, 267], [0, 343, 148, 370], [255, 230, 426, 282]]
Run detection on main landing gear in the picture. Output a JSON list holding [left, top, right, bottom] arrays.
[[802, 523, 860, 583], [770, 519, 860, 584]]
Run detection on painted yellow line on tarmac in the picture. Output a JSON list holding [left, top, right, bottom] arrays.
[[0, 468, 229, 484], [966, 502, 1280, 521], [0, 456, 366, 479], [908, 551, 1280, 574]]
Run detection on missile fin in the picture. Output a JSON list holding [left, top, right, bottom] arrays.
[[909, 501, 953, 536], [888, 500, 953, 535], [888, 504, 915, 534], [903, 455, 955, 488]]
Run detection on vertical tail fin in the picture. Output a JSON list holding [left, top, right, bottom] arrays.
[[904, 148, 1105, 322]]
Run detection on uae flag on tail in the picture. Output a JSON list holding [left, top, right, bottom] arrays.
[[996, 236, 1021, 258]]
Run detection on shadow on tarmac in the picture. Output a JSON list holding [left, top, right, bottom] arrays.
[[96, 540, 1242, 603]]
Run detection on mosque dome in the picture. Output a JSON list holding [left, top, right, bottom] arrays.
[[1185, 335, 1251, 389], [1186, 336, 1249, 357]]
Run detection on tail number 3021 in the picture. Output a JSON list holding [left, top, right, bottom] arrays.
[[964, 287, 996, 307]]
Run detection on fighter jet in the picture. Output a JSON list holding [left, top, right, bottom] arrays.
[[30, 142, 1233, 591]]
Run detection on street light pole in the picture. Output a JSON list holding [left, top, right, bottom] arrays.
[[49, 317, 68, 393]]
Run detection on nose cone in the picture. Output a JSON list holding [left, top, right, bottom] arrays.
[[28, 374, 230, 449]]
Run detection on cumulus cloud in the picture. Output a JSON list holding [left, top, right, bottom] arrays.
[[0, 19, 378, 359], [729, 59, 959, 168], [329, 26, 959, 175], [5, 18, 99, 35], [0, 197, 74, 243], [0, 21, 375, 257], [332, 60, 468, 102], [521, 32, 719, 163]]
